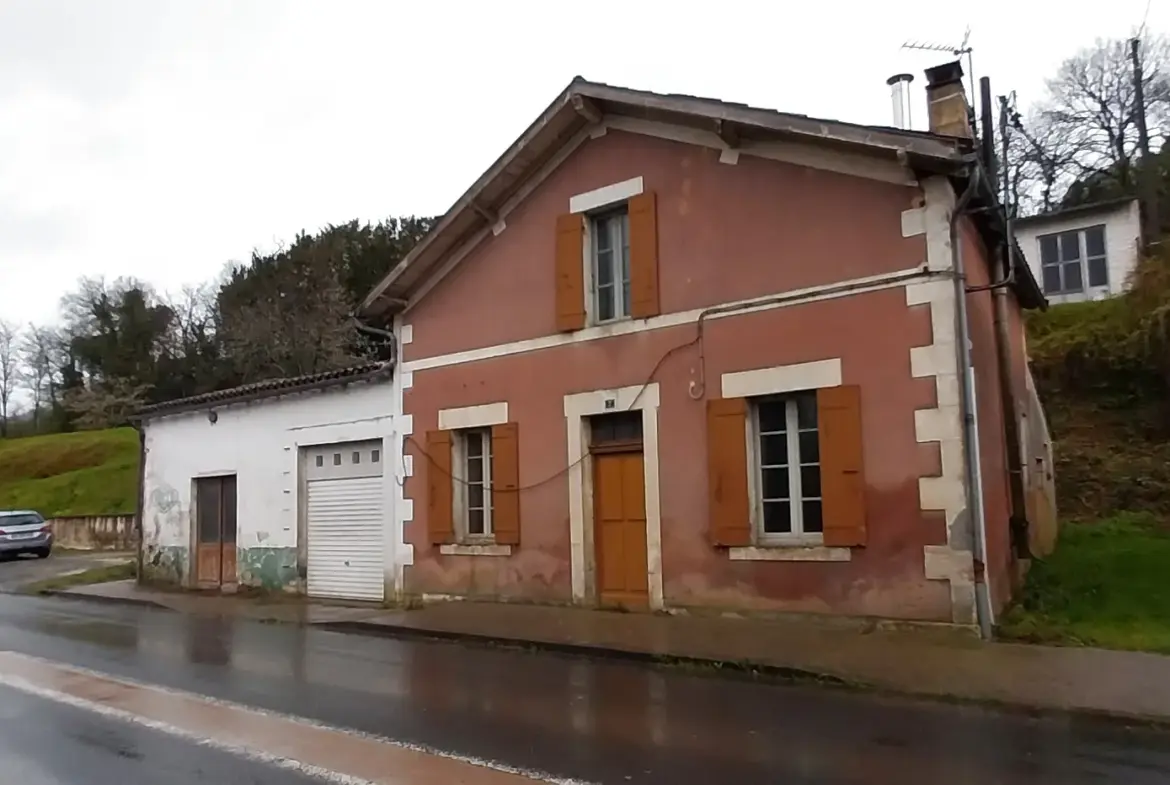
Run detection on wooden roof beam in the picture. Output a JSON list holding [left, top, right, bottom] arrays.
[[572, 94, 603, 124], [715, 119, 739, 149]]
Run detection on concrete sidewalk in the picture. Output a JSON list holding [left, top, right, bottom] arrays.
[[54, 580, 1170, 724]]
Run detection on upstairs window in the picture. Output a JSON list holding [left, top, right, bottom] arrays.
[[554, 187, 658, 332], [1039, 225, 1107, 295], [591, 208, 631, 323]]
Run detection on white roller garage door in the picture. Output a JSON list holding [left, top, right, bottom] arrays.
[[304, 441, 385, 602]]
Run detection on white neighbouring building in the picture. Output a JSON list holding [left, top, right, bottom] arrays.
[[135, 363, 411, 603], [1014, 197, 1143, 305]]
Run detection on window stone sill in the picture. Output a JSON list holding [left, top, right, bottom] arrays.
[[728, 545, 852, 562], [439, 544, 513, 557]]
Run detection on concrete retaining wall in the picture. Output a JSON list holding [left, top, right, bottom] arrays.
[[47, 515, 137, 550]]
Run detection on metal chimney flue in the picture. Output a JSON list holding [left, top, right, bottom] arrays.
[[887, 73, 915, 130]]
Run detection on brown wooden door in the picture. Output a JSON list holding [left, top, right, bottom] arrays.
[[594, 451, 648, 608], [195, 475, 237, 588]]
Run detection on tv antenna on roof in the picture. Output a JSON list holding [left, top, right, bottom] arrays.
[[902, 27, 976, 103]]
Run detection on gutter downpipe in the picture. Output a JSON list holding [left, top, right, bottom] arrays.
[[950, 164, 995, 640], [134, 423, 146, 585], [985, 86, 1031, 563]]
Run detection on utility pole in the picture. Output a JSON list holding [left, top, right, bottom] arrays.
[[1133, 37, 1152, 159], [1131, 36, 1157, 249], [999, 95, 1013, 220]]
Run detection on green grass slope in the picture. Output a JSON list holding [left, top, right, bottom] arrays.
[[0, 428, 139, 517], [1000, 513, 1170, 653]]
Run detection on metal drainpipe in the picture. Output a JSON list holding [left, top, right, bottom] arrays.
[[990, 93, 1031, 562], [950, 167, 994, 640], [134, 423, 147, 585], [992, 229, 1029, 570]]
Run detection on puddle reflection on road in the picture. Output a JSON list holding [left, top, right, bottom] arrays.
[[8, 600, 1170, 784]]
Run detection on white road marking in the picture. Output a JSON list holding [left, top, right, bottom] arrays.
[[0, 670, 377, 785], [0, 650, 598, 785]]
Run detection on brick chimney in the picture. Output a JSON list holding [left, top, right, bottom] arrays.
[[924, 60, 972, 139]]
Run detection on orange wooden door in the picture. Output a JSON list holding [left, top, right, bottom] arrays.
[[195, 475, 237, 588], [594, 451, 648, 608]]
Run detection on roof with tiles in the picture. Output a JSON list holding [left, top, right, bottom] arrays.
[[135, 362, 392, 420]]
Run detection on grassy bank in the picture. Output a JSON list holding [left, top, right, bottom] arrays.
[[999, 513, 1170, 653], [0, 428, 138, 516]]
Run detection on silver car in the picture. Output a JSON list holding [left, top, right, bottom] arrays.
[[0, 510, 53, 559]]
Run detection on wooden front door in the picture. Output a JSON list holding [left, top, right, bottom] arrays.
[[195, 475, 237, 588], [594, 449, 649, 608]]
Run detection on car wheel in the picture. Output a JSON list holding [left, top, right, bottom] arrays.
[[34, 548, 51, 559]]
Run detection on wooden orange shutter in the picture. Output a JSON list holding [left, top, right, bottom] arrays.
[[707, 397, 752, 547], [555, 213, 586, 332], [426, 430, 455, 545], [628, 191, 660, 319], [817, 385, 867, 547], [491, 422, 521, 546]]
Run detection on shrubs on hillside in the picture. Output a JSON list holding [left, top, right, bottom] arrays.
[[1027, 251, 1170, 517]]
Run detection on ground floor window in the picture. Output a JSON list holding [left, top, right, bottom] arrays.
[[750, 391, 823, 543], [454, 428, 493, 538]]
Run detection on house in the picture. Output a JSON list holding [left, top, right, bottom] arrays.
[[360, 60, 1055, 628], [1014, 197, 1142, 305], [135, 363, 409, 602]]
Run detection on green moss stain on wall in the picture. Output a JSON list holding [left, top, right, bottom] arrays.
[[238, 547, 299, 591], [142, 545, 187, 585]]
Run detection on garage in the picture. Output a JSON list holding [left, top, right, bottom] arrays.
[[304, 440, 386, 602]]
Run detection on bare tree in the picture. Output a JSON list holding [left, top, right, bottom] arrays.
[[1009, 110, 1086, 214], [1014, 33, 1170, 212], [17, 324, 58, 431], [162, 283, 217, 361], [0, 320, 19, 437]]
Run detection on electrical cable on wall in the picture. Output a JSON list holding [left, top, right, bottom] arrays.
[[407, 324, 704, 493], [401, 266, 941, 495]]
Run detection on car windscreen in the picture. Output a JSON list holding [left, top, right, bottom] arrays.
[[0, 514, 44, 528]]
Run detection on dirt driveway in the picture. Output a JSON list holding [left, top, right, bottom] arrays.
[[0, 550, 134, 592]]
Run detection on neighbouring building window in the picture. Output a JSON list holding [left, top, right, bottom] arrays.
[[751, 391, 823, 542], [591, 208, 630, 322], [455, 428, 494, 538], [1039, 225, 1107, 295]]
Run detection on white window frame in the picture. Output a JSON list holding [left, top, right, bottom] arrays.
[[1038, 225, 1108, 296], [569, 176, 643, 327], [453, 427, 494, 542], [748, 393, 823, 546], [588, 207, 631, 324]]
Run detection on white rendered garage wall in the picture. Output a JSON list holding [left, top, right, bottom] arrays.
[[139, 378, 404, 597]]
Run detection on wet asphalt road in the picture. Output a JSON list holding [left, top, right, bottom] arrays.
[[0, 682, 321, 784], [1, 593, 1170, 784], [0, 551, 133, 592]]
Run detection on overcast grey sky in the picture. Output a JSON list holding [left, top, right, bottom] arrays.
[[0, 0, 1164, 327]]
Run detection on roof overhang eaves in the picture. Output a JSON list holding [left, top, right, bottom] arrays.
[[1014, 196, 1140, 227], [361, 82, 587, 316], [134, 365, 394, 423], [576, 81, 969, 163], [958, 162, 1048, 311], [360, 80, 973, 316]]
